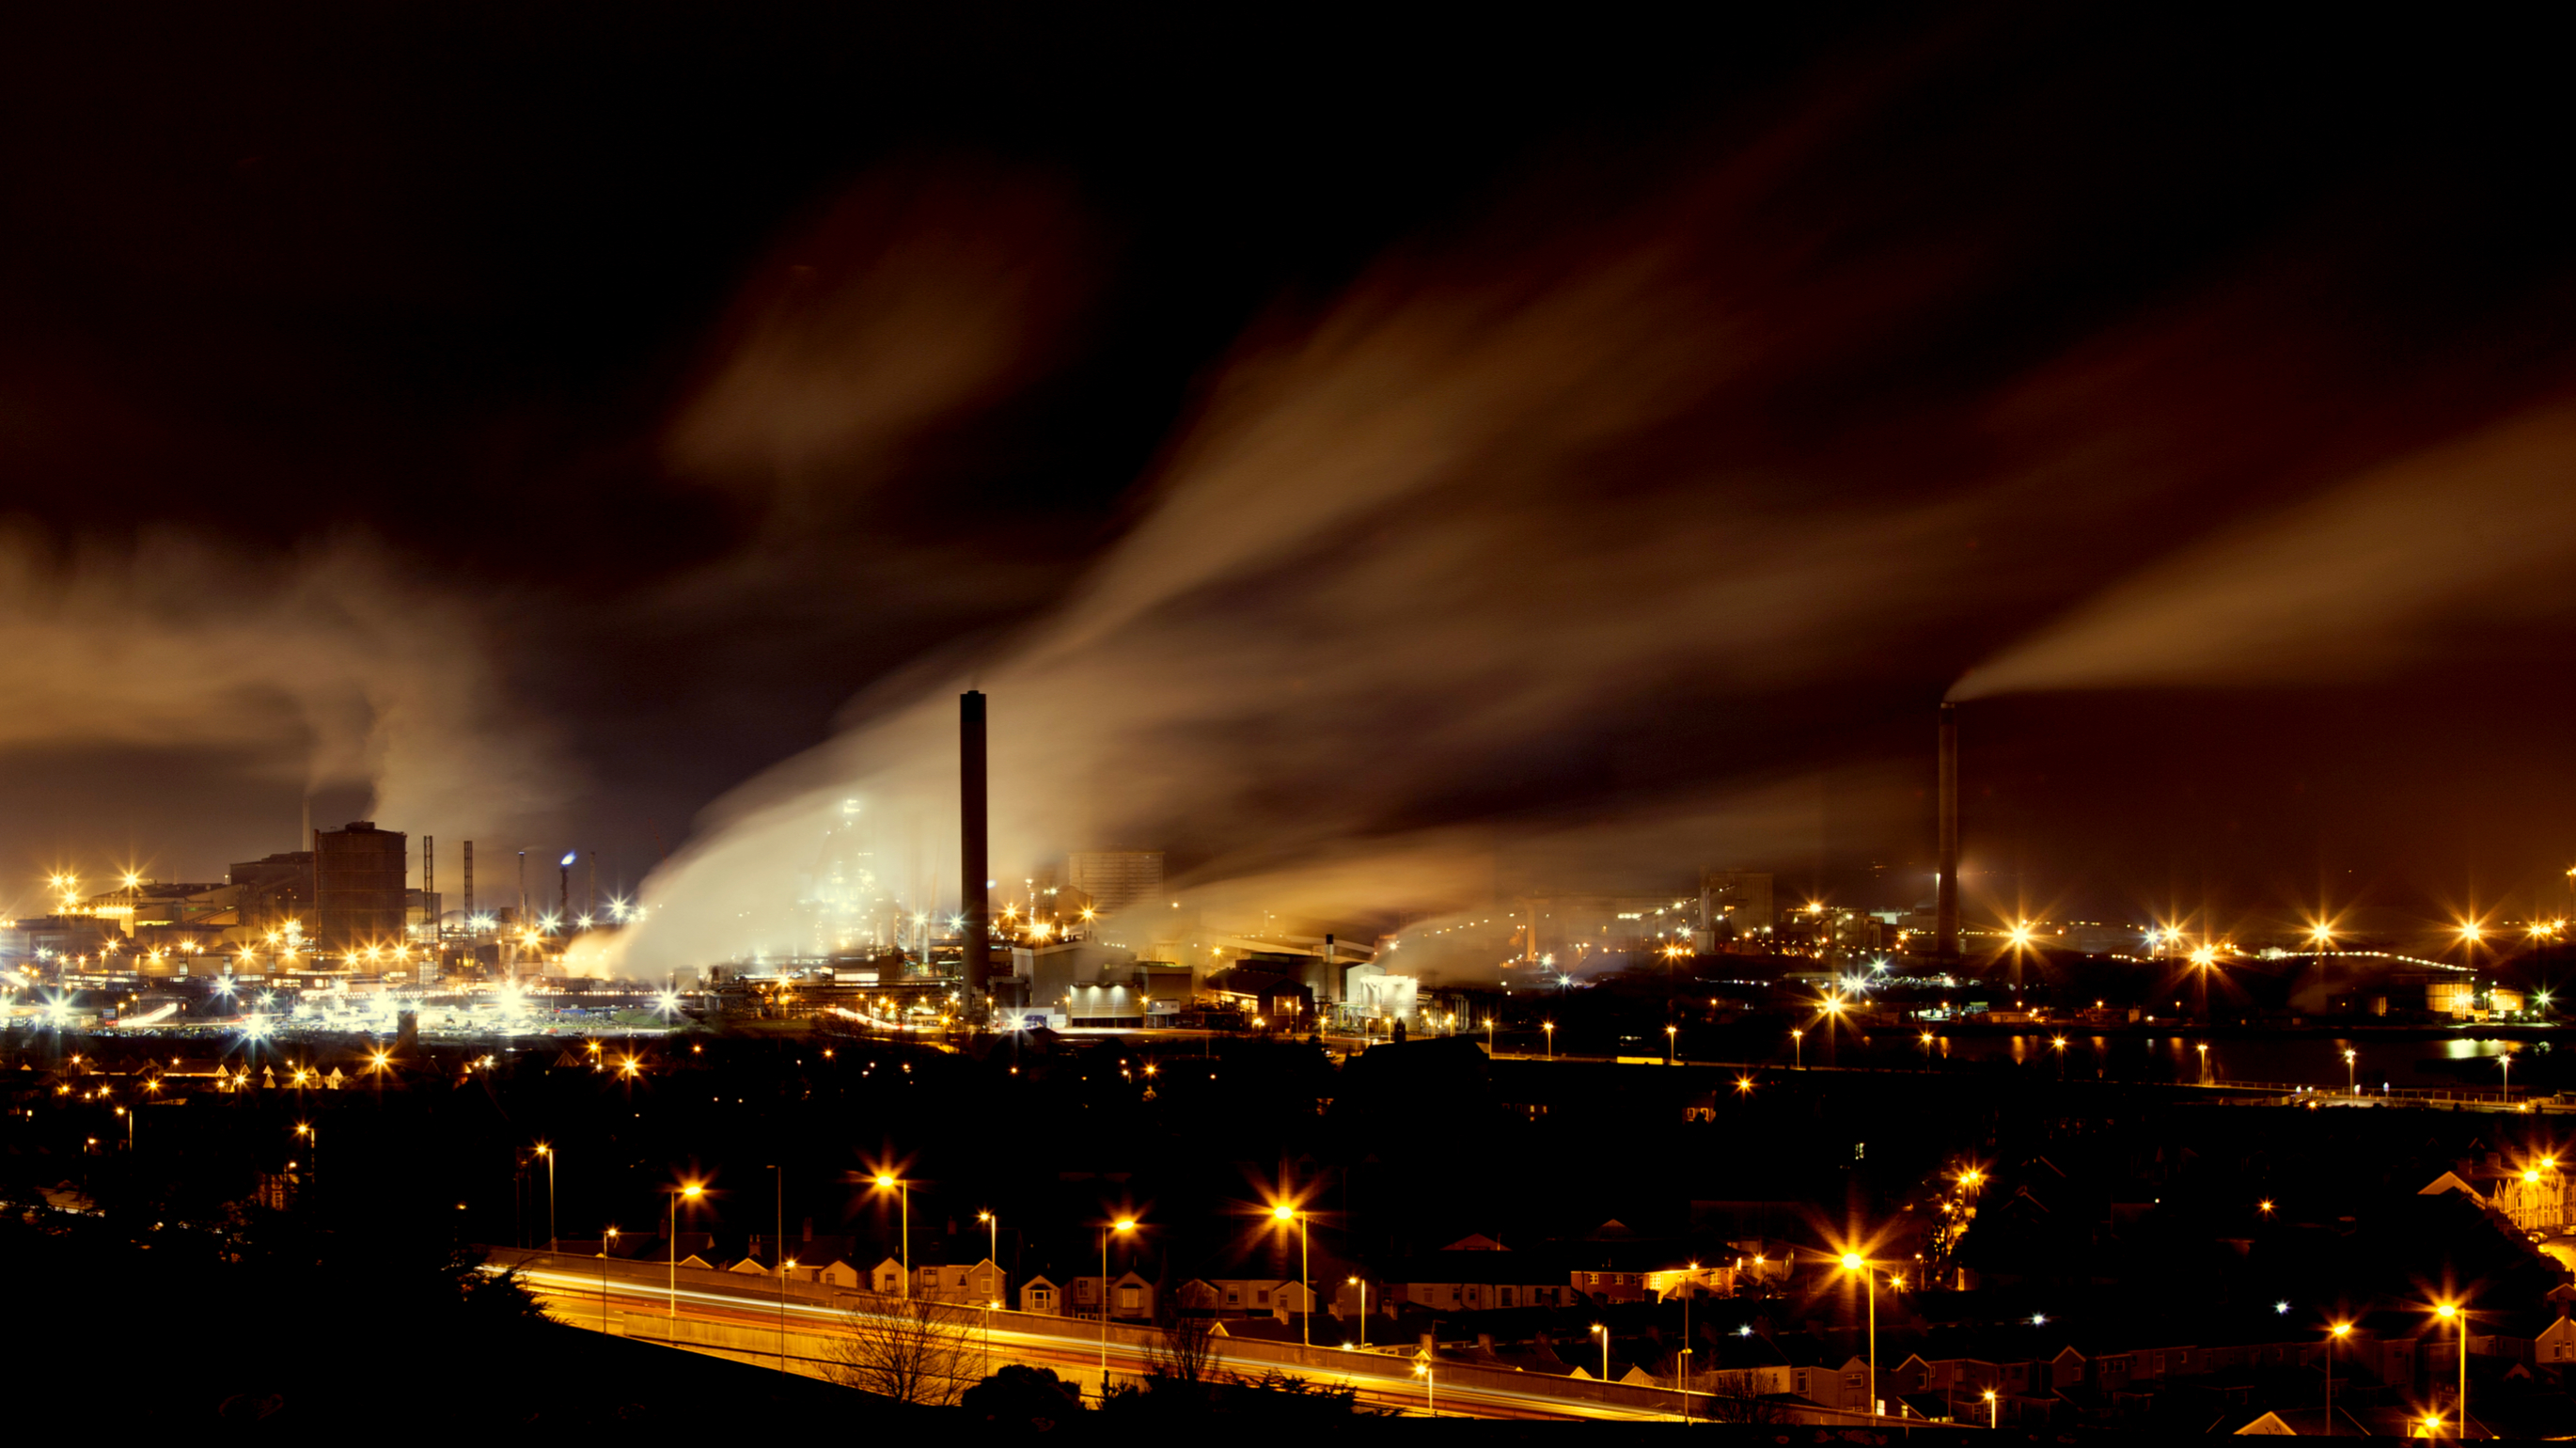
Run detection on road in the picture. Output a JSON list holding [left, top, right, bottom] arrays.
[[505, 1252, 1682, 1421]]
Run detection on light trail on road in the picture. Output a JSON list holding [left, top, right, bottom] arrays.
[[516, 1263, 1672, 1421]]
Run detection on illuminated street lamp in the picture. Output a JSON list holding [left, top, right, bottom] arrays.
[[1099, 1217, 1138, 1394], [1271, 1203, 1311, 1346], [2434, 1299, 2469, 1437], [1982, 1386, 1998, 1429], [1347, 1274, 1371, 1348], [668, 1181, 705, 1315], [2327, 1321, 2350, 1431], [1920, 1031, 1936, 1070], [2050, 1035, 2066, 1079], [1792, 1028, 1803, 1070], [1590, 1322, 1610, 1380], [602, 1226, 620, 1327], [1543, 1020, 1554, 1059], [534, 1143, 557, 1251], [2189, 944, 2218, 1020], [872, 1173, 911, 1293], [1840, 1252, 1877, 1418], [2344, 1047, 2358, 1095], [1665, 1024, 1677, 1065]]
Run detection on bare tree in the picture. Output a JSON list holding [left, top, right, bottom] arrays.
[[1150, 1283, 1223, 1384], [1702, 1367, 1784, 1425], [829, 1292, 980, 1405]]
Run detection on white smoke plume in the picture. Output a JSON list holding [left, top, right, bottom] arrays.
[[610, 162, 2011, 971], [0, 529, 566, 850], [610, 122, 2576, 974], [1953, 402, 2576, 698]]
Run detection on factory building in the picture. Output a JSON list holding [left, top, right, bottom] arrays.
[[1697, 871, 1775, 950], [1068, 850, 1163, 915], [229, 851, 316, 936], [313, 821, 408, 953]]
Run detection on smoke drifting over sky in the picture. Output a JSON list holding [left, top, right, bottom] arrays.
[[8, 8, 2576, 945], [1955, 403, 2576, 700]]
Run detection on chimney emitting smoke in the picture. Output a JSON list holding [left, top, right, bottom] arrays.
[[1936, 702, 1959, 962], [961, 690, 989, 1004]]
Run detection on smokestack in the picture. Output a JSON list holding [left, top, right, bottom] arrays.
[[424, 835, 434, 944], [463, 841, 474, 927], [1936, 702, 1960, 962], [961, 690, 990, 1006]]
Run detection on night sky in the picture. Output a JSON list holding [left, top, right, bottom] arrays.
[[6, 7, 2576, 955]]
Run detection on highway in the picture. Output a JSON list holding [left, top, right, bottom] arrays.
[[505, 1252, 1683, 1421]]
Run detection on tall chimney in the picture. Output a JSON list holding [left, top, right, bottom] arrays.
[[462, 841, 474, 926], [424, 835, 435, 945], [1936, 702, 1960, 962], [961, 690, 990, 1006]]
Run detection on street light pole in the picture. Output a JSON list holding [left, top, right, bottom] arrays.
[[1272, 1205, 1311, 1346], [1793, 1029, 1803, 1070], [535, 1143, 556, 1252], [1679, 1266, 1696, 1425], [1592, 1322, 1610, 1379], [1099, 1218, 1136, 1398], [1842, 1252, 1876, 1418], [2328, 1322, 2349, 1435], [2437, 1301, 2468, 1440], [668, 1182, 703, 1318], [874, 1173, 910, 1295], [1349, 1275, 1369, 1349], [603, 1226, 620, 1331], [980, 1208, 998, 1298]]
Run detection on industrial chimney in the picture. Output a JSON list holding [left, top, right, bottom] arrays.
[[1936, 702, 1960, 962], [961, 690, 990, 1007]]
